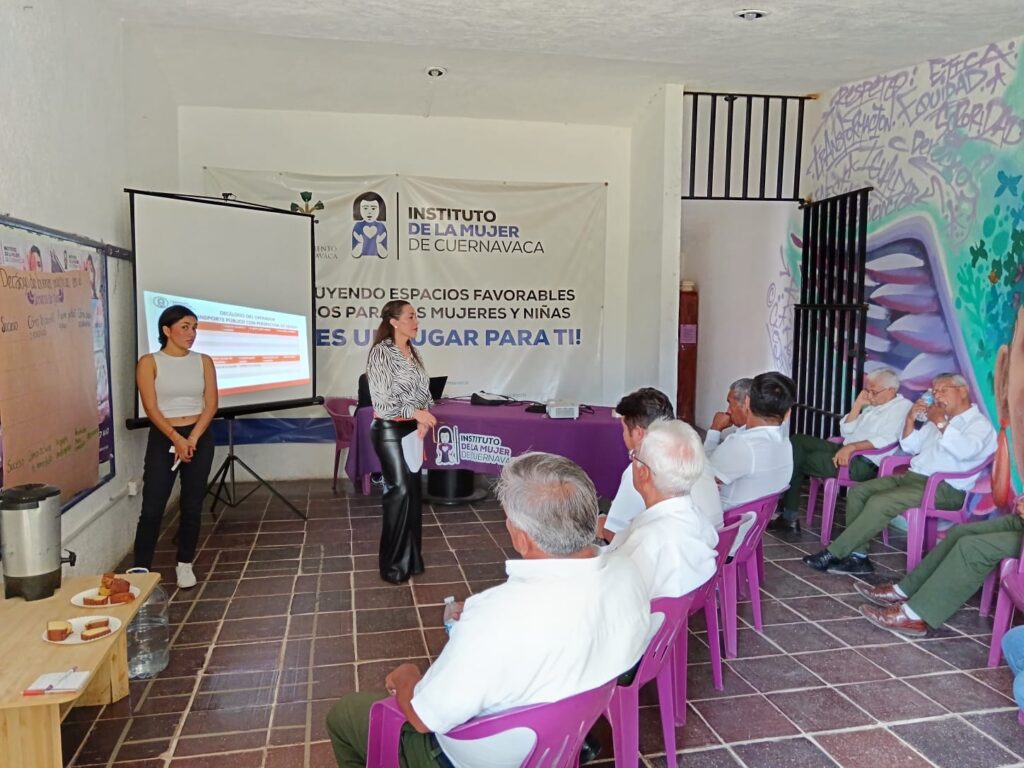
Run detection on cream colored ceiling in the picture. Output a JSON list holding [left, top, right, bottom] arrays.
[[104, 0, 1024, 124]]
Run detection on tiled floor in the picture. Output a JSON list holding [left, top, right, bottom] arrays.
[[62, 479, 1024, 768]]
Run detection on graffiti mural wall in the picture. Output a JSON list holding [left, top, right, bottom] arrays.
[[778, 36, 1024, 428]]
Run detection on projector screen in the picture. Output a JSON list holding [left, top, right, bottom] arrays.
[[130, 192, 316, 417]]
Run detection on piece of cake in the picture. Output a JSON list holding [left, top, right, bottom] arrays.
[[83, 594, 109, 606], [84, 618, 109, 631], [80, 625, 111, 641], [46, 620, 72, 641], [108, 577, 131, 595], [108, 591, 135, 605]]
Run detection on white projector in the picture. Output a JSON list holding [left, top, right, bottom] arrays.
[[546, 401, 580, 420]]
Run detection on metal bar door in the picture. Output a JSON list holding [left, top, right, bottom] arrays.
[[791, 188, 871, 438]]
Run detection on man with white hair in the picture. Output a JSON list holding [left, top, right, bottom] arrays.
[[804, 373, 997, 576], [326, 452, 650, 768], [771, 367, 912, 533], [598, 387, 723, 540], [606, 419, 719, 619]]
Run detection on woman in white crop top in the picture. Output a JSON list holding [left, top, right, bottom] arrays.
[[134, 304, 218, 589]]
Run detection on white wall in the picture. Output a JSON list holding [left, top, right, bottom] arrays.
[[626, 85, 686, 396], [175, 106, 642, 478], [681, 200, 796, 428], [0, 0, 146, 576], [123, 25, 180, 191]]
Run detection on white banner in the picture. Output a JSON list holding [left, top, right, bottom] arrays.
[[204, 169, 606, 402]]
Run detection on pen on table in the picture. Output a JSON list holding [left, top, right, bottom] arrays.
[[24, 666, 78, 695]]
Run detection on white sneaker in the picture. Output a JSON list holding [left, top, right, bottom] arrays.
[[176, 562, 197, 589]]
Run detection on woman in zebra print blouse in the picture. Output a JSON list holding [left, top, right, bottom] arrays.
[[367, 300, 438, 583]]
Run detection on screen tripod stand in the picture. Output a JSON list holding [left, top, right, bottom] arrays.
[[207, 415, 306, 520]]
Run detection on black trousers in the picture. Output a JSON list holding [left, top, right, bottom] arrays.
[[133, 424, 215, 569], [371, 419, 424, 583]]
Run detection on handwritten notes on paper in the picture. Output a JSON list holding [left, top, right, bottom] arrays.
[[0, 268, 99, 500]]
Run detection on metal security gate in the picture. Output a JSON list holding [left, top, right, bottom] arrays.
[[791, 188, 872, 438]]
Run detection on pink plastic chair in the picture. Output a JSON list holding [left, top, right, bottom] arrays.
[[606, 593, 696, 768], [806, 438, 899, 546], [987, 534, 1024, 667], [365, 678, 618, 768], [720, 490, 786, 658], [903, 454, 995, 570], [671, 518, 742, 726], [324, 397, 357, 492]]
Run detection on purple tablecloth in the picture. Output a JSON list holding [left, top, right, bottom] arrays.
[[345, 401, 627, 499]]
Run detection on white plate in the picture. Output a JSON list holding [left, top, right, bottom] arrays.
[[70, 586, 141, 608], [43, 615, 122, 645]]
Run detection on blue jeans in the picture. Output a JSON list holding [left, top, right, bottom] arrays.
[[1001, 625, 1024, 710]]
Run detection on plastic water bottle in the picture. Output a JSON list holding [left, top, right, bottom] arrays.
[[915, 389, 934, 423], [125, 568, 170, 679], [443, 596, 458, 635]]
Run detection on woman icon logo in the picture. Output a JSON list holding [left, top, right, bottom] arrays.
[[435, 425, 458, 466]]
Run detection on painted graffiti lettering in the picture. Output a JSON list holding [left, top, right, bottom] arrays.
[[808, 39, 1020, 244]]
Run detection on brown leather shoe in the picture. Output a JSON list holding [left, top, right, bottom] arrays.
[[853, 580, 906, 607], [860, 604, 928, 638]]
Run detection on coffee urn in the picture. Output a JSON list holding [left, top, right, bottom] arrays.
[[0, 484, 76, 601]]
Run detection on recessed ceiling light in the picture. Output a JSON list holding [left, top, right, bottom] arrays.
[[425, 66, 448, 78], [734, 8, 768, 20]]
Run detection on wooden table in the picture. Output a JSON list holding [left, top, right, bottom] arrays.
[[0, 572, 160, 768]]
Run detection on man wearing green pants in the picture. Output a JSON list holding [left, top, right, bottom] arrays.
[[802, 373, 996, 575], [854, 507, 1024, 635], [325, 453, 650, 768], [772, 368, 911, 533]]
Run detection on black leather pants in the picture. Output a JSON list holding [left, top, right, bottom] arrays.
[[370, 419, 424, 583]]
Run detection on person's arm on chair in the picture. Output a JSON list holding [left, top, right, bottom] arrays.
[[384, 663, 431, 734]]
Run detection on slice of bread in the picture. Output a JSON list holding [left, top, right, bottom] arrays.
[[81, 626, 111, 641], [84, 618, 110, 631], [83, 594, 109, 606], [47, 620, 72, 641]]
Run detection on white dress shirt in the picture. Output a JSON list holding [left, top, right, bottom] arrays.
[[899, 404, 997, 490], [605, 495, 718, 619], [838, 395, 913, 464], [703, 424, 744, 456], [411, 553, 650, 768], [709, 424, 793, 510], [604, 463, 724, 532]]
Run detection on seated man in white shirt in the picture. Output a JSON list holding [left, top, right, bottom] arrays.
[[606, 420, 718, 625], [803, 372, 997, 576], [708, 371, 796, 512], [325, 452, 651, 768], [703, 377, 752, 455], [770, 367, 912, 534], [597, 388, 722, 543]]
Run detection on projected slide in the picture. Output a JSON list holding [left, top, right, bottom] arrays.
[[144, 292, 311, 397]]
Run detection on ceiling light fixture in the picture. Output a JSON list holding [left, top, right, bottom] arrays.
[[734, 8, 768, 20], [425, 66, 448, 78]]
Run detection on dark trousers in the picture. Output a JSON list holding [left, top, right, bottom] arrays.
[[133, 424, 215, 568], [828, 472, 965, 558], [371, 419, 424, 582], [326, 692, 449, 767], [782, 434, 878, 519], [900, 514, 1024, 627]]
